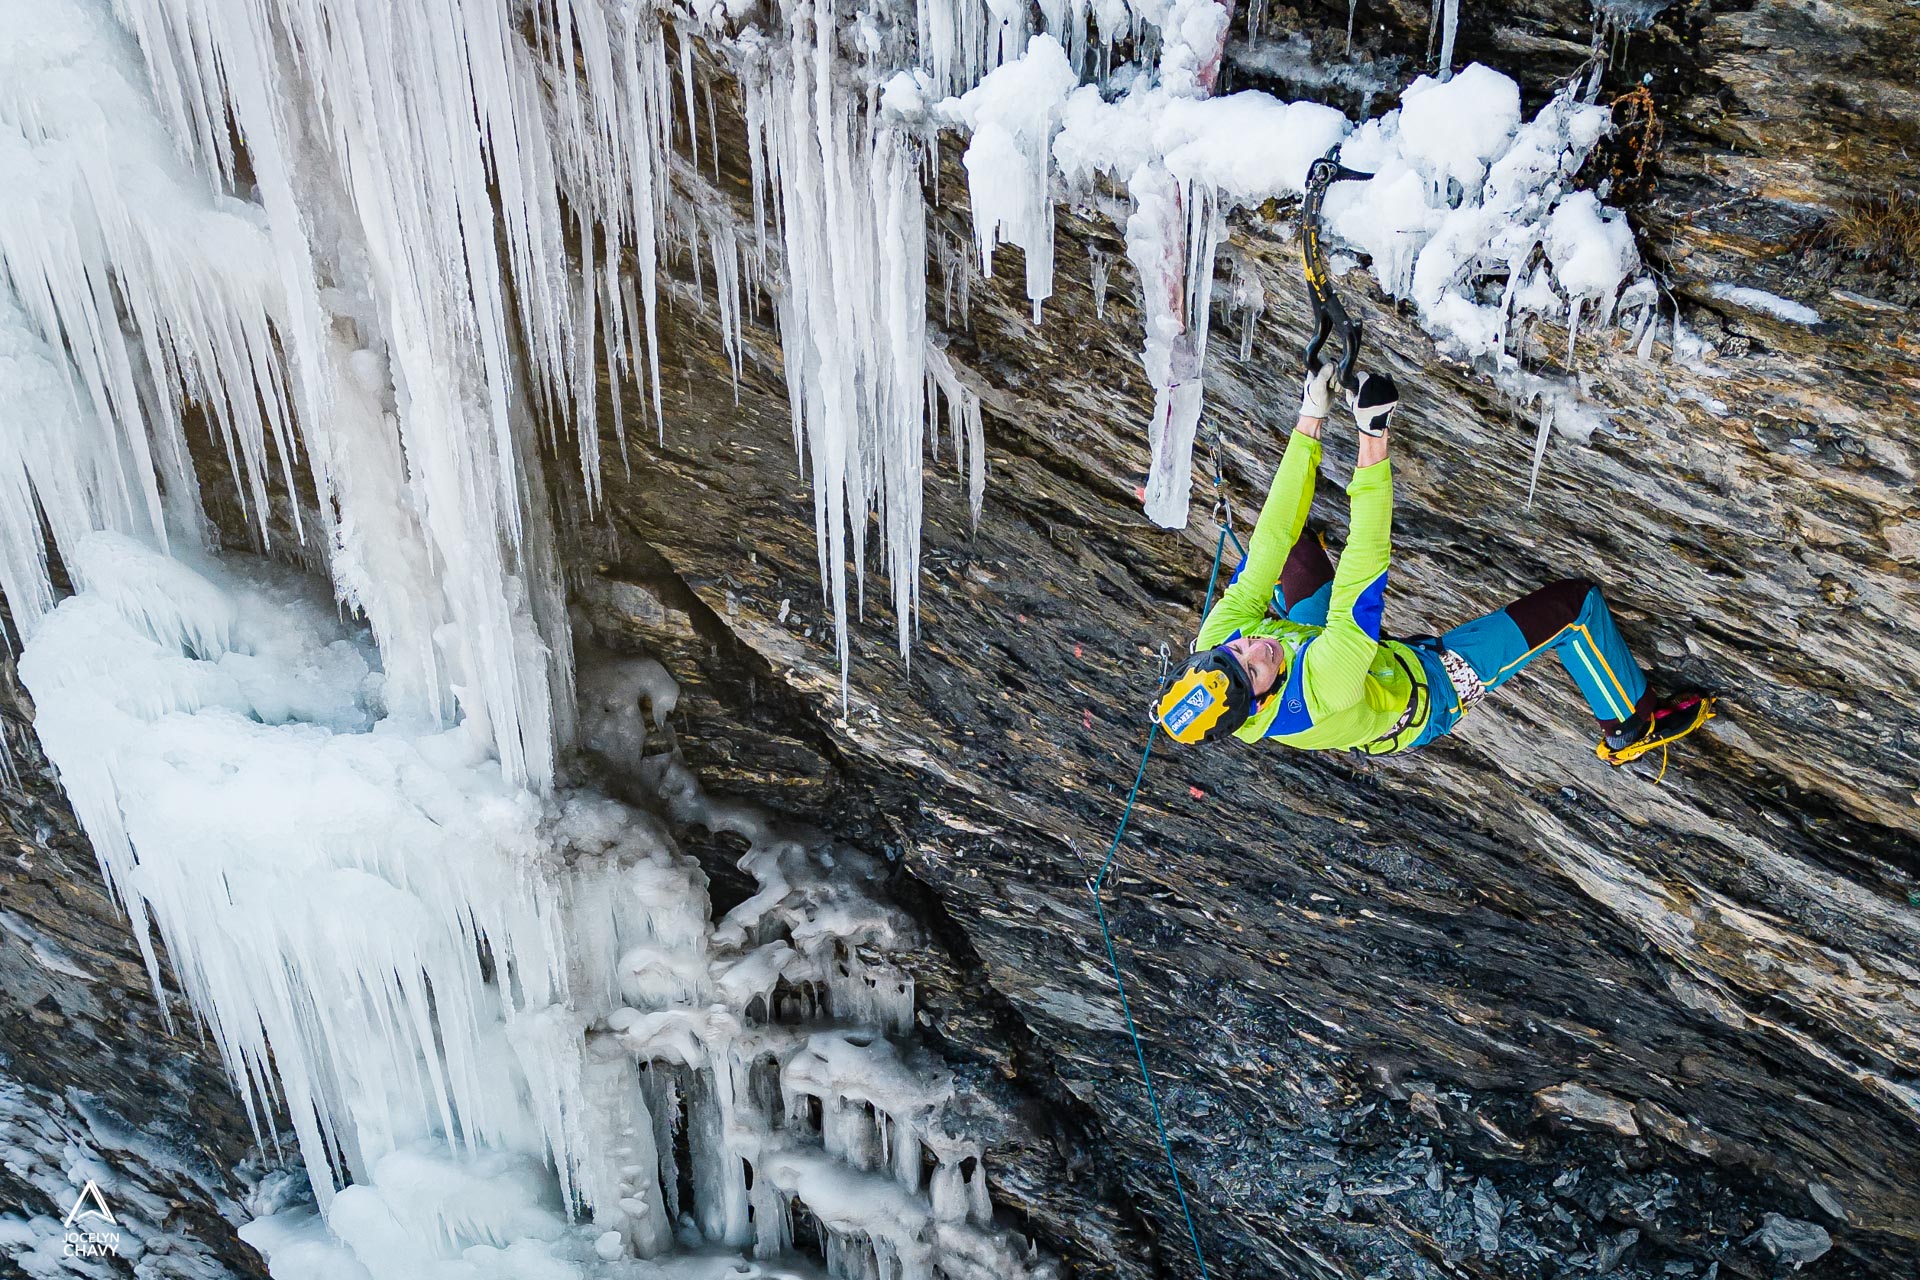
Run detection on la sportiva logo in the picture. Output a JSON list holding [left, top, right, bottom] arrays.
[[62, 1180, 122, 1259]]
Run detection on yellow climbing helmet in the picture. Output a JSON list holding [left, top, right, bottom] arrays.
[[1154, 647, 1256, 744]]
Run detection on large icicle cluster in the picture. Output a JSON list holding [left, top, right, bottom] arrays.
[[0, 0, 983, 725], [17, 543, 1052, 1278], [1, 0, 588, 787], [555, 717, 1050, 1280], [18, 535, 565, 1216], [914, 17, 1641, 526], [740, 9, 931, 683], [0, 1, 289, 621]]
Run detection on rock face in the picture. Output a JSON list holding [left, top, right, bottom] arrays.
[[4, 2, 1917, 1279], [550, 4, 1920, 1278], [0, 657, 275, 1276]]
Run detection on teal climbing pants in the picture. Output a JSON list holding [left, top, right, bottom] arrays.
[[1277, 536, 1651, 751]]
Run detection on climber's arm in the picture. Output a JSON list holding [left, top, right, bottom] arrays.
[[1302, 392, 1394, 713], [1196, 421, 1322, 647]]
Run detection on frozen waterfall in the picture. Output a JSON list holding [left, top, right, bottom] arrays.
[[20, 536, 1052, 1278]]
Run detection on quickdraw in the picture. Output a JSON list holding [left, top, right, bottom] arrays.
[[1301, 150, 1375, 390]]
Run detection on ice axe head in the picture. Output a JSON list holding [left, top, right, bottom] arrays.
[[1305, 155, 1375, 195]]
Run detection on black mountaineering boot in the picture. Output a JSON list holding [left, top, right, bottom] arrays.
[[1597, 693, 1716, 767]]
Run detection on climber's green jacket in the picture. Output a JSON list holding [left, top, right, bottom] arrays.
[[1194, 429, 1428, 751]]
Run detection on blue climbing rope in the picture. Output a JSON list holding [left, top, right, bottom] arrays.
[[1082, 473, 1242, 1280]]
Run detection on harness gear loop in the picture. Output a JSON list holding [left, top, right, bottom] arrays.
[[1301, 150, 1374, 391], [1351, 646, 1430, 755]]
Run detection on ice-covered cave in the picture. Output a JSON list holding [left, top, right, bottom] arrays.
[[3, 0, 1914, 1275], [16, 532, 1041, 1277]]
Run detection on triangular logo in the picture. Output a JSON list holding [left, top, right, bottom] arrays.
[[64, 1180, 116, 1227]]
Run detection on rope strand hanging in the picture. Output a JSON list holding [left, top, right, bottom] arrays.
[[1082, 452, 1242, 1280]]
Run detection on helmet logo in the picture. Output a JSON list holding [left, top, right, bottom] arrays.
[[1156, 668, 1231, 744]]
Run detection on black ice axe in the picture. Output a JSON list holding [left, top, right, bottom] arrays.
[[1301, 151, 1374, 391]]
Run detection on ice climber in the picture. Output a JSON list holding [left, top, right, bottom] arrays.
[[1152, 362, 1714, 764]]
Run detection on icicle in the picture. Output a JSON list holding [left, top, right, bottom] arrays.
[[1637, 306, 1660, 362], [1525, 400, 1555, 508], [745, 6, 931, 692], [1089, 247, 1111, 320], [704, 66, 722, 181], [1438, 0, 1460, 80], [1129, 167, 1223, 529], [1230, 257, 1268, 362], [712, 223, 745, 400], [952, 36, 1077, 322], [679, 20, 700, 165], [926, 346, 987, 530], [940, 231, 975, 329], [918, 0, 1031, 98]]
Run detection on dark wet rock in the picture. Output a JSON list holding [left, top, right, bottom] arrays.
[[1536, 1083, 1642, 1137], [1597, 1227, 1643, 1274], [1473, 1177, 1506, 1254], [1805, 1182, 1849, 1225], [548, 5, 1920, 1276]]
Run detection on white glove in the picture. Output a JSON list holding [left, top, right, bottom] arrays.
[[1299, 359, 1337, 420], [1347, 371, 1398, 437]]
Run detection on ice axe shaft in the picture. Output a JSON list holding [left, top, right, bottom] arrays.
[[1301, 153, 1373, 390]]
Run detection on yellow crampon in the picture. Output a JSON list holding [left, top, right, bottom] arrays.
[[1595, 696, 1717, 773]]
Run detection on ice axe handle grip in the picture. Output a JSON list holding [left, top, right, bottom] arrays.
[[1336, 317, 1364, 393], [1302, 314, 1365, 392]]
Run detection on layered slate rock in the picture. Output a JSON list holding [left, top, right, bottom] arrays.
[[553, 5, 1918, 1277]]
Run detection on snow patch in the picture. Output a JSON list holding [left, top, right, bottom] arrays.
[[1707, 283, 1823, 326], [947, 34, 1080, 318]]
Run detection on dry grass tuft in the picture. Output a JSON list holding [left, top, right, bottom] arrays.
[[1826, 190, 1920, 272]]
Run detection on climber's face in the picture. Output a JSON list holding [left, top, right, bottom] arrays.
[[1224, 634, 1282, 699]]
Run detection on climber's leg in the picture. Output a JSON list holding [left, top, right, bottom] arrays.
[[1274, 527, 1335, 625], [1438, 579, 1651, 727]]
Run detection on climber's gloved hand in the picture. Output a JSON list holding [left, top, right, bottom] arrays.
[[1347, 371, 1398, 437], [1299, 358, 1337, 420]]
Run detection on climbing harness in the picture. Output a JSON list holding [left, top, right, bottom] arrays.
[[1301, 150, 1375, 390], [1083, 463, 1244, 1279], [1351, 645, 1430, 755]]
